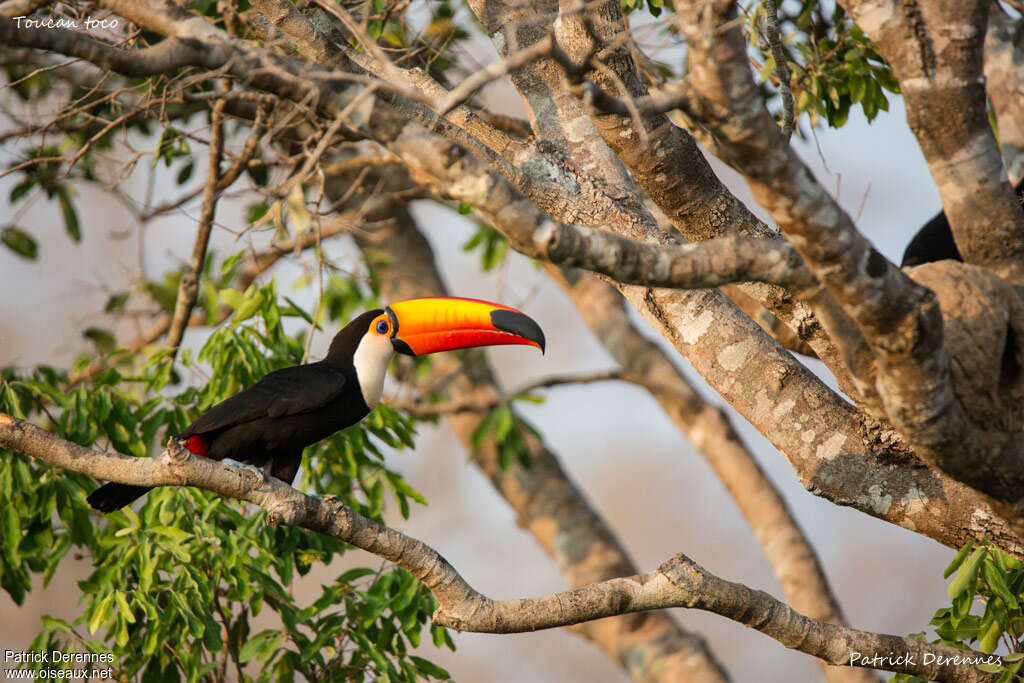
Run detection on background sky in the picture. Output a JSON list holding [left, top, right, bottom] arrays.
[[0, 42, 957, 682]]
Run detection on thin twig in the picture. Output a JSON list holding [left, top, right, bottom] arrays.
[[764, 0, 794, 138], [390, 369, 628, 415], [165, 91, 228, 354]]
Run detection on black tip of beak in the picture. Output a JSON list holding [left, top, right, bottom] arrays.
[[491, 309, 546, 354], [392, 338, 416, 356]]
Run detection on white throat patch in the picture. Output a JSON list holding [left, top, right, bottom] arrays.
[[351, 332, 394, 408]]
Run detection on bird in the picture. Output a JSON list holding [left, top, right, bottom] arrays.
[[87, 297, 545, 512], [902, 178, 1024, 267]]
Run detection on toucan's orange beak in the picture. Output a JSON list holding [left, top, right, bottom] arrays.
[[386, 297, 545, 356]]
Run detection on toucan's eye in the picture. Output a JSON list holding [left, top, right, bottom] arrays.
[[376, 320, 389, 335]]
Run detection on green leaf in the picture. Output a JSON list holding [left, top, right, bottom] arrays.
[[979, 614, 1004, 653], [113, 590, 136, 624], [948, 547, 986, 599], [239, 630, 281, 663], [104, 292, 129, 313], [945, 544, 973, 582], [154, 126, 184, 167], [220, 285, 265, 324], [983, 559, 1019, 610], [411, 655, 451, 679], [57, 187, 81, 242], [1, 226, 38, 260], [88, 594, 114, 634], [245, 202, 269, 224], [4, 504, 22, 565], [176, 162, 194, 185], [84, 328, 117, 354], [40, 615, 73, 634], [219, 288, 245, 310], [150, 525, 192, 543], [9, 179, 34, 204], [282, 296, 315, 325]]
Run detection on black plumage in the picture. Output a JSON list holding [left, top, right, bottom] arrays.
[[87, 310, 382, 512]]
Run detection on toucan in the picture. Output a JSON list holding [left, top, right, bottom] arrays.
[[87, 297, 545, 512], [901, 178, 1024, 267]]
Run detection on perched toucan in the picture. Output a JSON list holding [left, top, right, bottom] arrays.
[[901, 178, 1024, 267], [87, 297, 544, 512]]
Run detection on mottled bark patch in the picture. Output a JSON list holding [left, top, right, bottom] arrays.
[[907, 261, 1024, 432]]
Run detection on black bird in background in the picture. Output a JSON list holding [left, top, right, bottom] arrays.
[[901, 178, 1024, 267], [88, 297, 545, 512]]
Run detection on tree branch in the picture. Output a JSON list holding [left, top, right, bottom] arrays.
[[984, 3, 1024, 185], [532, 223, 818, 292], [675, 0, 1024, 521], [763, 0, 794, 138], [0, 413, 1003, 683], [165, 92, 227, 353], [21, 0, 1022, 553], [838, 0, 1024, 283], [555, 273, 879, 683], [0, 18, 220, 75], [537, 0, 848, 379], [381, 120, 1024, 556], [332, 168, 730, 683], [390, 370, 627, 416]]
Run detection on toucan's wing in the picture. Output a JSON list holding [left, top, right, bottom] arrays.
[[179, 363, 348, 437]]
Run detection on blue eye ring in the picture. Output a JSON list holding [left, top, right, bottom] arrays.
[[376, 320, 389, 335]]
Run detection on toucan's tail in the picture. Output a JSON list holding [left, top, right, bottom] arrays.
[[87, 483, 152, 512]]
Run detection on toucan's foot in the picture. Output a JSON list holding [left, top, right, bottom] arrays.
[[221, 459, 267, 485]]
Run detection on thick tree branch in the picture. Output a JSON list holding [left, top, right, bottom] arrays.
[[0, 19, 219, 75], [532, 224, 818, 292], [675, 0, 1024, 521], [0, 413, 1003, 683], [384, 126, 1024, 555], [15, 0, 1023, 554], [534, 0, 848, 377], [557, 273, 879, 683], [839, 0, 1024, 283], [673, 0, 885, 414]]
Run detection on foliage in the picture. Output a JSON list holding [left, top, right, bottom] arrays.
[[0, 274, 454, 682], [890, 539, 1024, 683], [461, 222, 508, 272], [470, 397, 544, 470], [744, 0, 900, 128]]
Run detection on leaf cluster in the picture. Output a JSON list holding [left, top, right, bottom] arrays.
[[0, 271, 454, 682], [745, 0, 900, 129], [891, 540, 1024, 683]]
